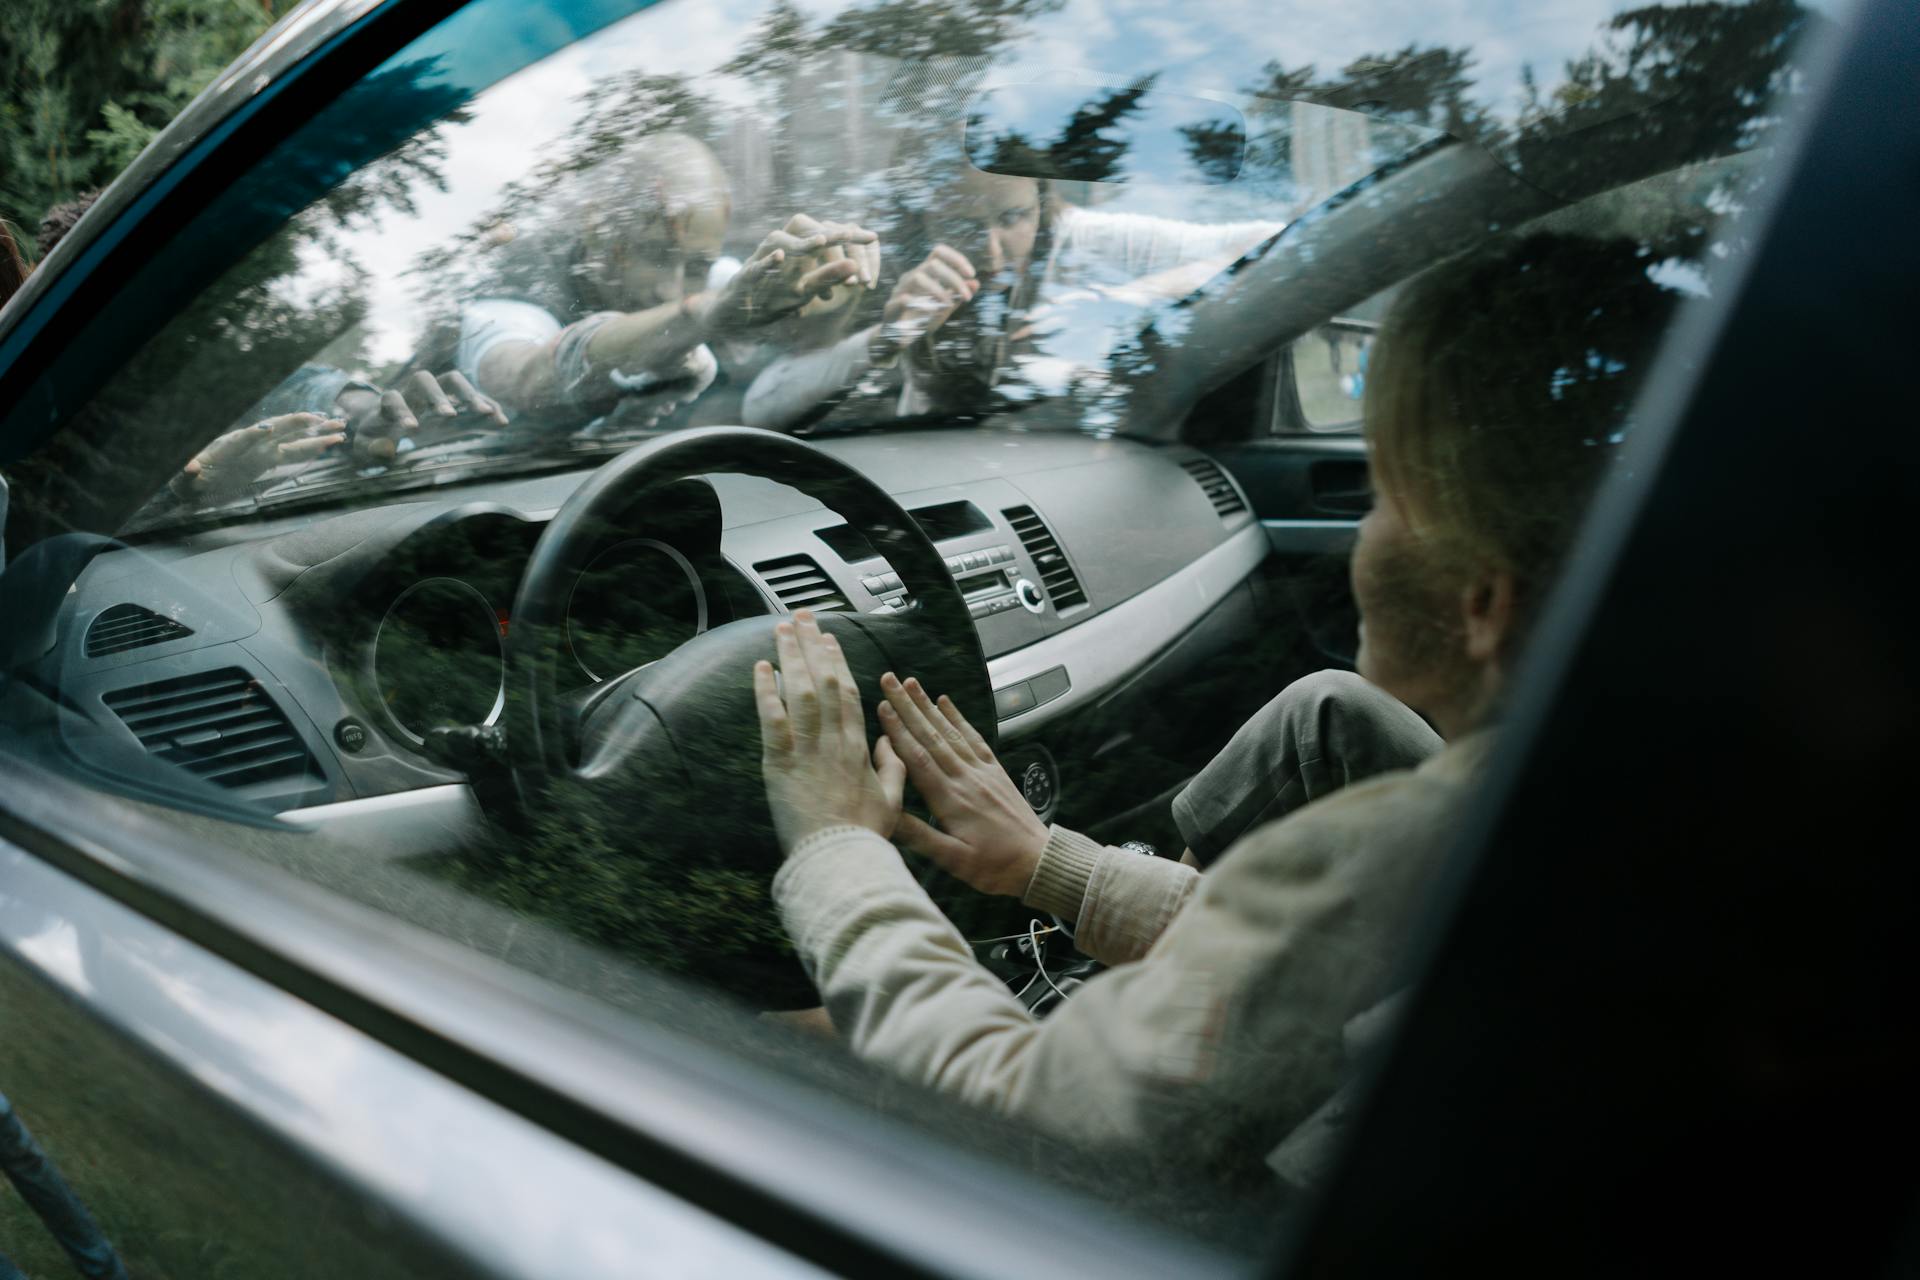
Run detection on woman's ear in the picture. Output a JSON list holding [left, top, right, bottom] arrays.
[[1460, 567, 1519, 666]]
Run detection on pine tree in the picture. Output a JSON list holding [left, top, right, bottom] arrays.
[[0, 0, 297, 256]]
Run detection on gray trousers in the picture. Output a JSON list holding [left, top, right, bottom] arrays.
[[1171, 670, 1443, 867]]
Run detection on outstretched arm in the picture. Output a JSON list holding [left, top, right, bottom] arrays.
[[875, 673, 1198, 964], [742, 245, 980, 430], [484, 220, 879, 414], [755, 613, 1392, 1167]]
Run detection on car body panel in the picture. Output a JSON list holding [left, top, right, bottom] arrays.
[[0, 842, 829, 1280], [0, 747, 1234, 1278]]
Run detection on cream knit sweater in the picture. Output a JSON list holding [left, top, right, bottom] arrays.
[[773, 734, 1493, 1178]]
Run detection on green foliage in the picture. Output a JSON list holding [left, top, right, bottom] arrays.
[[6, 53, 472, 544], [0, 0, 298, 251], [84, 100, 159, 175]]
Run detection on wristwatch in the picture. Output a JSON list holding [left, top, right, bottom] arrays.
[[1119, 840, 1159, 858]]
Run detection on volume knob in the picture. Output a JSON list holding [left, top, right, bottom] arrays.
[[1015, 578, 1045, 614]]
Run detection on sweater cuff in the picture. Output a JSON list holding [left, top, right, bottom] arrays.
[[1022, 825, 1106, 920]]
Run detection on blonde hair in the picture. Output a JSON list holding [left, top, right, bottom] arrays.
[[1365, 234, 1678, 618]]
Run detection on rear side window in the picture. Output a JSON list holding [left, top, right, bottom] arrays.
[[1286, 321, 1373, 432]]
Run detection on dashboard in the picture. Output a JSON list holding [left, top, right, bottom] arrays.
[[43, 430, 1265, 833]]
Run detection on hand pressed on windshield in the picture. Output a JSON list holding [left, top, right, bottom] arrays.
[[169, 412, 345, 503], [336, 369, 507, 464], [701, 219, 880, 333], [754, 610, 905, 852], [875, 245, 980, 356]]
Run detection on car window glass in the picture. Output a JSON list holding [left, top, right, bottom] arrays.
[[0, 0, 1839, 1265], [1289, 323, 1373, 433]]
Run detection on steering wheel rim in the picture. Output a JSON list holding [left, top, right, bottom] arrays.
[[501, 426, 993, 1005]]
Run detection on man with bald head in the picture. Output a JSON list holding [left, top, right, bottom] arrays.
[[457, 131, 880, 428]]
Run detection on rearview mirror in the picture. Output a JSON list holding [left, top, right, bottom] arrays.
[[965, 82, 1247, 186]]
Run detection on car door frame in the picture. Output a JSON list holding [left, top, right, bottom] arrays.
[[3, 0, 1909, 1273]]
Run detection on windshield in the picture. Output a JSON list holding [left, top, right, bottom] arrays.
[[97, 0, 1810, 537]]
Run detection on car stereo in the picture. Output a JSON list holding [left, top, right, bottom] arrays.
[[860, 542, 1041, 619]]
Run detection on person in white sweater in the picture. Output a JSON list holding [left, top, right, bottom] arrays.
[[741, 165, 1281, 430], [750, 233, 1680, 1186]]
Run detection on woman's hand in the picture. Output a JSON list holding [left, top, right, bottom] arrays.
[[874, 246, 979, 357], [754, 611, 906, 853], [876, 673, 1049, 897]]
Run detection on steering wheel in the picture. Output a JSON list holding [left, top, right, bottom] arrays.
[[502, 426, 993, 1006]]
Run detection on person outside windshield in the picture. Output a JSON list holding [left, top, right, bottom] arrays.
[[154, 133, 886, 513], [28, 190, 512, 510], [453, 131, 879, 431], [749, 233, 1678, 1183], [741, 161, 1279, 430]]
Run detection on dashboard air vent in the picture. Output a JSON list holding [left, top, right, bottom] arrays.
[[86, 603, 194, 657], [1180, 456, 1248, 519], [103, 668, 320, 792], [754, 554, 850, 612], [1004, 506, 1087, 611]]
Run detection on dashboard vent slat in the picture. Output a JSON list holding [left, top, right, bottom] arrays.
[[1179, 456, 1248, 520], [1003, 506, 1087, 612], [754, 554, 850, 612], [86, 603, 194, 657], [103, 668, 320, 792], [112, 688, 256, 729]]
